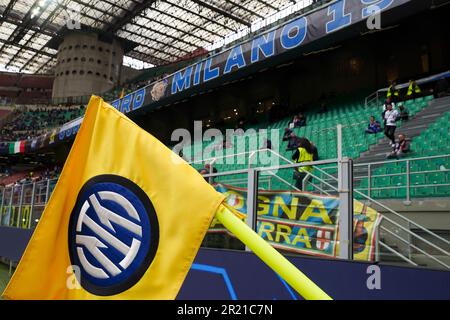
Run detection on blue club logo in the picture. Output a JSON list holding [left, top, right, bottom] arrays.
[[68, 175, 159, 296]]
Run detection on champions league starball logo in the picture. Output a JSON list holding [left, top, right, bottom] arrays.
[[68, 175, 159, 295]]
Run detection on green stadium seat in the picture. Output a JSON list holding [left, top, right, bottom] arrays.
[[373, 167, 387, 176], [181, 92, 448, 200], [427, 172, 446, 185], [373, 176, 390, 188], [379, 189, 396, 199], [412, 187, 435, 197], [396, 186, 407, 199], [436, 185, 450, 196], [391, 175, 406, 186], [410, 173, 426, 185]]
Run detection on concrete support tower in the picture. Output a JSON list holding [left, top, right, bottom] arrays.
[[52, 32, 123, 98]]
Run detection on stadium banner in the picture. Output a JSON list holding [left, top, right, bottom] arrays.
[[1, 205, 32, 229], [0, 116, 82, 154], [209, 184, 382, 261], [110, 0, 411, 113]]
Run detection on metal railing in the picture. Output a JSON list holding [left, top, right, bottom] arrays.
[[311, 164, 450, 269], [210, 146, 450, 268], [318, 154, 450, 202], [0, 178, 57, 229], [201, 157, 354, 260], [364, 70, 450, 107], [290, 156, 449, 269]]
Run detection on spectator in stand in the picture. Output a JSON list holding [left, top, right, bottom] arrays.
[[283, 128, 293, 141], [365, 116, 382, 134], [381, 98, 395, 126], [383, 102, 399, 146], [387, 134, 410, 159], [397, 104, 409, 121], [292, 115, 300, 128], [295, 112, 306, 127], [299, 112, 306, 126], [0, 105, 84, 142], [291, 138, 314, 190], [286, 133, 299, 151]]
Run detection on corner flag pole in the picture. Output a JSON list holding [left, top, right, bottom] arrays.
[[215, 203, 332, 300]]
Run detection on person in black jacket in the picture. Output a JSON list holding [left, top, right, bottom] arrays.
[[286, 133, 299, 151], [310, 141, 319, 161], [283, 128, 293, 141]]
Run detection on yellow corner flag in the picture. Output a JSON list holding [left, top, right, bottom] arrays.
[[2, 96, 331, 300], [2, 96, 224, 299]]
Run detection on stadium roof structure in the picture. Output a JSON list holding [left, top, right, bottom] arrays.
[[0, 0, 306, 74]]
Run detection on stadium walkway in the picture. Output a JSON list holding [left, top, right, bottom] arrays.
[[355, 96, 450, 166]]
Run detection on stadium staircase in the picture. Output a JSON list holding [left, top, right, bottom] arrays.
[[353, 96, 450, 199], [356, 96, 450, 164]]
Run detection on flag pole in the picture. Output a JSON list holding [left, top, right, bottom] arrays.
[[215, 203, 332, 300]]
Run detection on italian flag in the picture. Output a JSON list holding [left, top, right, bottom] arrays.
[[9, 140, 26, 154]]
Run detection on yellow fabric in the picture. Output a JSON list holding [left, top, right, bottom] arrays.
[[407, 82, 421, 96], [294, 147, 313, 172], [2, 96, 224, 300], [387, 85, 399, 98], [119, 88, 125, 99]]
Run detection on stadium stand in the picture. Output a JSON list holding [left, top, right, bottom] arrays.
[[354, 98, 450, 199], [0, 109, 10, 120], [0, 106, 84, 141], [0, 165, 60, 187], [186, 94, 435, 193], [0, 72, 53, 105]]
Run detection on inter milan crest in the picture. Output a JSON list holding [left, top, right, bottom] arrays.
[[68, 175, 159, 296]]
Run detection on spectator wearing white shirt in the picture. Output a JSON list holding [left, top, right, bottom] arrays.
[[381, 98, 395, 126], [383, 103, 399, 145]]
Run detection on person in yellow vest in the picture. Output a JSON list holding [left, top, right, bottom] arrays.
[[291, 137, 314, 190], [406, 80, 421, 99], [386, 81, 400, 102]]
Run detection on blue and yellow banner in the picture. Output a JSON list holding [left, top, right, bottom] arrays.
[[210, 184, 382, 261]]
